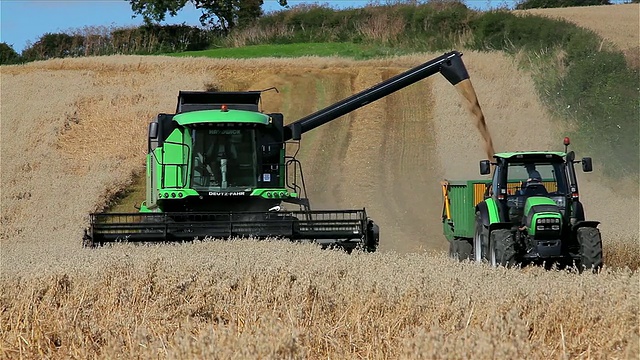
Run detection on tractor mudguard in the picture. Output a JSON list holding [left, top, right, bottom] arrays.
[[476, 199, 501, 227], [572, 220, 600, 231], [476, 202, 490, 227], [489, 222, 513, 232]]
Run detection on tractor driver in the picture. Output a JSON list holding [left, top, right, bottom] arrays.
[[525, 163, 542, 182], [519, 164, 547, 196]]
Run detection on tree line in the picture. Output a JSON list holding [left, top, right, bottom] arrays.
[[2, 0, 289, 64], [1, 24, 216, 64]]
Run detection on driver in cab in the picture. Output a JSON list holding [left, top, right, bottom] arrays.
[[519, 164, 547, 196]]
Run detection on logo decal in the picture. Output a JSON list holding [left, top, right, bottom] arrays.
[[208, 191, 247, 196], [209, 129, 241, 135]]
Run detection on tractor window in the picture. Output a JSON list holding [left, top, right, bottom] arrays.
[[191, 128, 257, 190], [506, 162, 567, 196]]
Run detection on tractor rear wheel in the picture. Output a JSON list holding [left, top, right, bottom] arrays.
[[449, 238, 472, 261], [489, 229, 517, 267], [577, 227, 603, 272]]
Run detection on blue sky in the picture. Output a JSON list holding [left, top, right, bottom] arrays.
[[0, 0, 623, 53]]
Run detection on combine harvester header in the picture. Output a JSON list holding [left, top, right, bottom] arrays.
[[84, 51, 471, 252]]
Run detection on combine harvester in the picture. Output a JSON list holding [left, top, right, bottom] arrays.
[[442, 138, 603, 271], [84, 51, 471, 251]]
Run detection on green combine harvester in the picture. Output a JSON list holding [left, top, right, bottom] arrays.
[[84, 51, 472, 251], [442, 138, 603, 271]]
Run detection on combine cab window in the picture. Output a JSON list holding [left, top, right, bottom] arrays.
[[191, 128, 257, 190]]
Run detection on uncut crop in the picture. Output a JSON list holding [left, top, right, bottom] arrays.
[[1, 240, 638, 359]]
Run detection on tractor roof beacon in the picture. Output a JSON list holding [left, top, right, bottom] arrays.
[[443, 137, 603, 272], [84, 51, 472, 252]]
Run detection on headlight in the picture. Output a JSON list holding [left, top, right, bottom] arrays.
[[536, 218, 561, 225]]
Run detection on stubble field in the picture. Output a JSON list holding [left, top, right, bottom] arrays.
[[1, 50, 638, 358]]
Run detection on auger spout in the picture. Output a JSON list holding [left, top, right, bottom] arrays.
[[284, 51, 470, 141]]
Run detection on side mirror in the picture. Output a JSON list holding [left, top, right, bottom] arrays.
[[291, 123, 302, 141], [148, 122, 159, 139], [480, 160, 491, 175], [582, 157, 593, 172]]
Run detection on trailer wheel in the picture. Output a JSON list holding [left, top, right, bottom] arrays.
[[473, 212, 488, 263], [449, 238, 472, 261], [489, 229, 517, 268], [577, 227, 603, 273]]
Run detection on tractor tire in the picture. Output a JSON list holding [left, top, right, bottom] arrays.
[[473, 212, 488, 263], [577, 227, 603, 273], [449, 238, 472, 261], [489, 229, 517, 268]]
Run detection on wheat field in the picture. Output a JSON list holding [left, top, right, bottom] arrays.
[[519, 3, 640, 67], [1, 50, 638, 358], [519, 3, 639, 51]]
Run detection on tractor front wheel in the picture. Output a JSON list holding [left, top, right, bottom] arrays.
[[577, 227, 603, 273], [489, 229, 517, 268]]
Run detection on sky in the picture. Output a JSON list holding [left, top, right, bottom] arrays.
[[0, 0, 626, 53]]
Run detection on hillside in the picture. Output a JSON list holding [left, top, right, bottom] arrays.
[[520, 3, 639, 51], [519, 3, 640, 67], [1, 48, 638, 360]]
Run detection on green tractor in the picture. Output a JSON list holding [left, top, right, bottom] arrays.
[[84, 51, 472, 251], [442, 138, 603, 271]]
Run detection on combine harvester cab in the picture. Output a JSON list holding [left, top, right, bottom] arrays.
[[442, 138, 603, 271], [84, 51, 472, 252]]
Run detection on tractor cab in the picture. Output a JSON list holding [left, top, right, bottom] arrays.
[[483, 153, 568, 201], [480, 138, 594, 228]]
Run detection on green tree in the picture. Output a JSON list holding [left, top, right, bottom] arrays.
[[0, 42, 21, 64], [22, 33, 85, 61], [516, 0, 611, 9], [21, 33, 85, 61], [128, 0, 288, 32]]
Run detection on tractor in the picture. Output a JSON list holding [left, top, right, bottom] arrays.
[[84, 51, 472, 252], [442, 137, 603, 271]]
